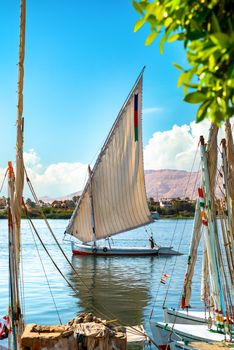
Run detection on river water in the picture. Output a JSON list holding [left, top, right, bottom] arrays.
[[0, 218, 204, 346]]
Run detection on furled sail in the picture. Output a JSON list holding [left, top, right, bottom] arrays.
[[181, 199, 202, 308], [181, 124, 219, 309], [66, 70, 151, 242], [225, 119, 234, 240]]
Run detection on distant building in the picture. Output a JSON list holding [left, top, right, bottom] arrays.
[[159, 198, 172, 208], [0, 197, 7, 209]]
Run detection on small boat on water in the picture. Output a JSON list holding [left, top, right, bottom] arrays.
[[71, 241, 180, 256], [65, 70, 181, 257]]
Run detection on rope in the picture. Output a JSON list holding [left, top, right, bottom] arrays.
[[150, 141, 200, 317], [24, 214, 115, 321], [24, 169, 91, 291], [27, 219, 62, 325], [19, 243, 26, 322], [0, 168, 8, 193]]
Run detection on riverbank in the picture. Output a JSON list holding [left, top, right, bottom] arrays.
[[0, 209, 194, 220]]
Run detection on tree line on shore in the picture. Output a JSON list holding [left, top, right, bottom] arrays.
[[0, 196, 195, 219]]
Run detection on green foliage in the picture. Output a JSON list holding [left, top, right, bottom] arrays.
[[133, 0, 234, 124]]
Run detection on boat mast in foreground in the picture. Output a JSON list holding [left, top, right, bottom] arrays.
[[7, 0, 26, 349]]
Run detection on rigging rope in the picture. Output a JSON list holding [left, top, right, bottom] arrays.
[[27, 218, 62, 325], [0, 168, 8, 193], [150, 141, 200, 318]]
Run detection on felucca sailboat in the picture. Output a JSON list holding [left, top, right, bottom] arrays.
[[65, 70, 180, 256]]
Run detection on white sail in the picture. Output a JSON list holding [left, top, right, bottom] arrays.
[[66, 71, 151, 242]]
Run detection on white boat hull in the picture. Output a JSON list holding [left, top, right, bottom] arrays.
[[72, 242, 181, 256], [150, 320, 231, 350], [163, 307, 208, 325]]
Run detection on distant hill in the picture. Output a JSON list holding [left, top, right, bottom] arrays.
[[40, 191, 82, 204], [145, 169, 200, 200], [40, 169, 201, 203]]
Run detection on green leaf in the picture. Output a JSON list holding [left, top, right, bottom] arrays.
[[196, 100, 211, 123], [139, 1, 148, 10], [132, 1, 144, 15], [134, 18, 146, 32], [209, 54, 216, 71], [227, 79, 234, 88], [159, 35, 166, 54], [210, 33, 231, 48], [227, 62, 234, 79], [173, 62, 183, 71], [168, 33, 179, 42], [211, 12, 221, 32], [217, 97, 226, 111], [145, 31, 158, 46], [178, 71, 187, 88], [165, 17, 173, 27], [147, 14, 157, 28], [184, 82, 199, 88], [184, 92, 207, 104]]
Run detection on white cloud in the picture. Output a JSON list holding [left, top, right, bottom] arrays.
[[143, 120, 225, 171], [143, 107, 163, 114], [0, 120, 229, 200], [24, 149, 42, 172], [25, 160, 88, 198], [0, 151, 88, 199]]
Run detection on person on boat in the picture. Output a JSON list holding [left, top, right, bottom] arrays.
[[149, 235, 155, 249]]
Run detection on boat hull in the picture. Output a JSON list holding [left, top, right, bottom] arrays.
[[72, 242, 159, 256], [150, 320, 231, 349], [163, 307, 208, 325], [71, 242, 181, 256]]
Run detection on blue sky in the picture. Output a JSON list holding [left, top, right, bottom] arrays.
[[0, 0, 203, 197]]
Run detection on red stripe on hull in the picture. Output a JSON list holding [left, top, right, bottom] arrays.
[[72, 250, 158, 256], [157, 345, 171, 350]]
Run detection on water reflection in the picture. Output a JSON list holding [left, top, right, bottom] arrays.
[[68, 255, 155, 325]]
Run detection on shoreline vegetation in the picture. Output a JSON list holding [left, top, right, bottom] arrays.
[[0, 196, 195, 220]]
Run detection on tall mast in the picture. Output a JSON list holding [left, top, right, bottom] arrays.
[[88, 165, 97, 248], [8, 0, 26, 348], [14, 0, 26, 263]]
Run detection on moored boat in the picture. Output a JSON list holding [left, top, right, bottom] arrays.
[[71, 241, 181, 256], [149, 124, 234, 349]]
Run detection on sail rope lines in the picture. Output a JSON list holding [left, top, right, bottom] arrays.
[[149, 140, 201, 319], [0, 168, 8, 194], [23, 172, 152, 342], [26, 215, 62, 325]]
